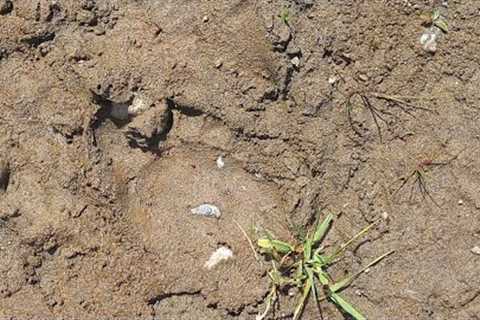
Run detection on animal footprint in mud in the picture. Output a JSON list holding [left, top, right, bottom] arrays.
[[128, 146, 289, 311]]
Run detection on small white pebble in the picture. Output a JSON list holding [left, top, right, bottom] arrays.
[[328, 76, 338, 85], [216, 155, 225, 169], [381, 211, 389, 220], [358, 73, 369, 82], [214, 59, 223, 69], [204, 246, 233, 269], [291, 56, 300, 68], [420, 32, 437, 53], [420, 33, 430, 45], [202, 16, 209, 22], [458, 200, 464, 205], [471, 246, 480, 255]]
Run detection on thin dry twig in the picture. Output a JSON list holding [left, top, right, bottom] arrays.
[[233, 219, 260, 262], [345, 91, 436, 141], [372, 93, 436, 115], [391, 150, 465, 208]]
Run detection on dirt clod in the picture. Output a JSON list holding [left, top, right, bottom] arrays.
[[0, 0, 12, 15], [76, 10, 97, 26], [125, 100, 172, 150], [270, 22, 292, 52]]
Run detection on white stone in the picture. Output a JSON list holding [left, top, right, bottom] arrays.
[[471, 246, 480, 255], [328, 76, 338, 85], [291, 56, 300, 68], [204, 246, 233, 269], [420, 32, 437, 53], [216, 155, 225, 169], [128, 94, 150, 116]]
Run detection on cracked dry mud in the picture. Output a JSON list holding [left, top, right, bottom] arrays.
[[1, 1, 480, 319]]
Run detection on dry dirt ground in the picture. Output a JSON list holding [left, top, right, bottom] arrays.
[[1, 0, 480, 319]]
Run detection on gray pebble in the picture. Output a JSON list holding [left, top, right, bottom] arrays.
[[191, 204, 221, 218], [286, 45, 301, 57]]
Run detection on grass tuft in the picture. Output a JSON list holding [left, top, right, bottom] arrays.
[[256, 213, 394, 320]]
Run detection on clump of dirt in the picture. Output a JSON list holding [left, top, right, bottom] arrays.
[[1, 0, 480, 319]]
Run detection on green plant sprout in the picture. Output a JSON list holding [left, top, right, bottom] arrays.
[[431, 8, 448, 33], [256, 214, 394, 320], [280, 8, 290, 25], [420, 8, 448, 33]]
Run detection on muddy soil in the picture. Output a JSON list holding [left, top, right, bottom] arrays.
[[1, 0, 480, 319]]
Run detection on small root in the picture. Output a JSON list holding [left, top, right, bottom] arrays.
[[345, 91, 436, 141]]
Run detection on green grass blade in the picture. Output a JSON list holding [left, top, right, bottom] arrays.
[[330, 276, 352, 293], [258, 238, 294, 255], [359, 250, 395, 273], [313, 213, 333, 245], [307, 267, 327, 315], [330, 250, 394, 293], [434, 19, 448, 33], [326, 222, 377, 264], [306, 268, 317, 301], [329, 292, 366, 320], [294, 261, 304, 280], [312, 253, 328, 267], [316, 269, 330, 286], [293, 277, 312, 320], [304, 237, 313, 260]]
